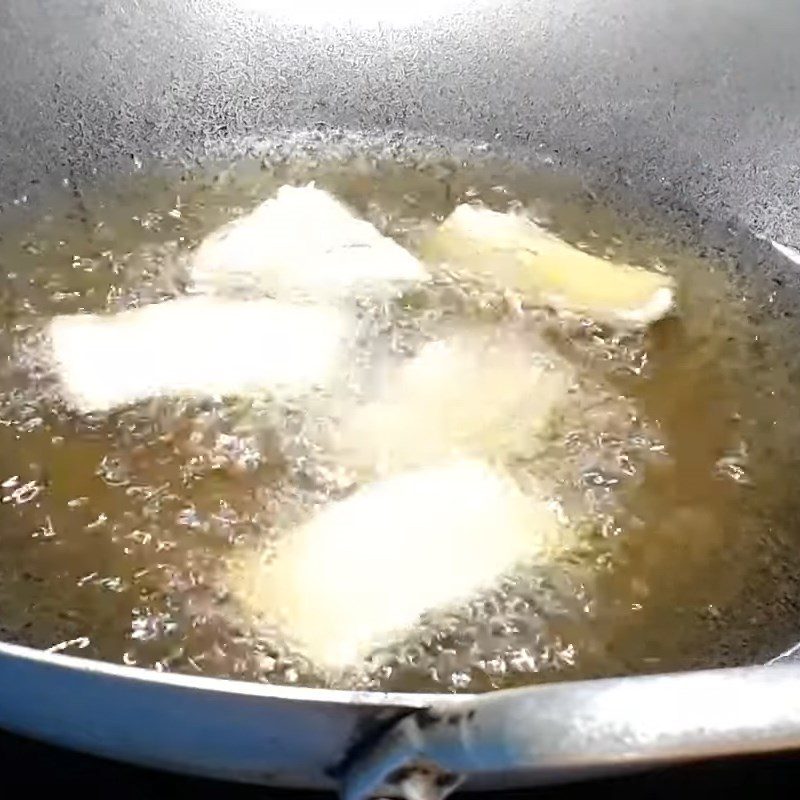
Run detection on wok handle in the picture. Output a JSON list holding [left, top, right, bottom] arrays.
[[341, 664, 800, 800]]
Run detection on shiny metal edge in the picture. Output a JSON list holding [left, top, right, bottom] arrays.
[[0, 639, 465, 707], [343, 663, 800, 798], [4, 639, 800, 792], [0, 639, 450, 788]]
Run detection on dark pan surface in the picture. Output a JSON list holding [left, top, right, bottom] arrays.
[[0, 0, 799, 247]]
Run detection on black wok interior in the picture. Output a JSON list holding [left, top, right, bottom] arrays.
[[2, 0, 800, 672]]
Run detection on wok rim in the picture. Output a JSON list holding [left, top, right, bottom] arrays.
[[0, 638, 469, 706]]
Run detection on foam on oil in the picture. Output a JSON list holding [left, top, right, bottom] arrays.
[[0, 152, 798, 692]]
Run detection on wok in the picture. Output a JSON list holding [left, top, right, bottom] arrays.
[[2, 0, 800, 795]]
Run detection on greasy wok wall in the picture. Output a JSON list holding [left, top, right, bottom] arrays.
[[0, 0, 799, 251]]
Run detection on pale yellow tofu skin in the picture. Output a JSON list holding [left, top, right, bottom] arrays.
[[425, 204, 676, 326], [191, 184, 430, 300], [336, 332, 571, 474], [234, 460, 562, 672], [47, 297, 349, 413]]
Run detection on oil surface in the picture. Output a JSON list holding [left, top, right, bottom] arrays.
[[1, 153, 799, 692]]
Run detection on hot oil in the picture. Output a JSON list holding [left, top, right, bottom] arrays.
[[0, 153, 798, 692]]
